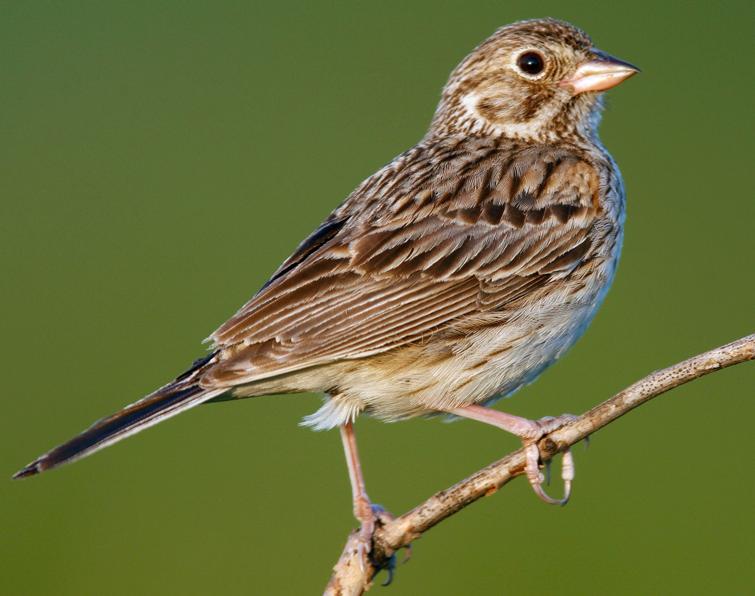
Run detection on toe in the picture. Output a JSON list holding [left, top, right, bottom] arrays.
[[535, 413, 577, 436], [354, 501, 405, 583], [523, 443, 573, 506]]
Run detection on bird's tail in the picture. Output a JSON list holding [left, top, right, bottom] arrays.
[[13, 357, 224, 479]]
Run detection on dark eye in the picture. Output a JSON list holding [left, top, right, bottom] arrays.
[[517, 51, 545, 76]]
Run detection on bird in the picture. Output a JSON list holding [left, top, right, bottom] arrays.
[[15, 17, 637, 561]]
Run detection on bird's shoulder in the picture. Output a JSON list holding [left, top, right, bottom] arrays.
[[340, 135, 606, 224], [329, 136, 609, 280]]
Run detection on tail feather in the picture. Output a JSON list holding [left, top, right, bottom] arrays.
[[13, 381, 223, 479]]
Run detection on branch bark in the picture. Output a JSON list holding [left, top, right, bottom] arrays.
[[324, 334, 755, 595]]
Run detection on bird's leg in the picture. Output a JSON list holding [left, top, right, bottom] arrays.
[[449, 404, 576, 505], [340, 420, 375, 539], [339, 422, 401, 582], [339, 421, 390, 573]]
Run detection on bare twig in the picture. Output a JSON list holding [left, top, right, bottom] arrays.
[[324, 334, 755, 595]]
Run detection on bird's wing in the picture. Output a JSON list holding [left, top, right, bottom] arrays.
[[205, 145, 602, 385]]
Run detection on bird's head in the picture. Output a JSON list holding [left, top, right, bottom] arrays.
[[431, 18, 638, 143]]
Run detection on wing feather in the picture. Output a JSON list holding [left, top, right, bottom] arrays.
[[206, 141, 602, 385]]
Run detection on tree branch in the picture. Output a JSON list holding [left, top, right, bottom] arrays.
[[324, 333, 755, 595]]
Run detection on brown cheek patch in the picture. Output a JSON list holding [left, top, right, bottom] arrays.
[[520, 86, 556, 121], [477, 97, 503, 122]]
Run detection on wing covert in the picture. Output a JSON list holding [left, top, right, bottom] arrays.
[[207, 143, 601, 384]]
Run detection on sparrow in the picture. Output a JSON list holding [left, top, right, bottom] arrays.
[[15, 18, 637, 559]]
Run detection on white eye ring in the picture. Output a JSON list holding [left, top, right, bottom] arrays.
[[513, 49, 547, 79]]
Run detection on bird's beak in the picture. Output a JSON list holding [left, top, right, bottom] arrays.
[[561, 49, 639, 95]]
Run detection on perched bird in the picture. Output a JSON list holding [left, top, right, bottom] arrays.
[[15, 18, 637, 557]]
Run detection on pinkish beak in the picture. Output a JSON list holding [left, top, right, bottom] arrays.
[[562, 50, 639, 94]]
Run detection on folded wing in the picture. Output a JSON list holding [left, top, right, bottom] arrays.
[[206, 144, 601, 385]]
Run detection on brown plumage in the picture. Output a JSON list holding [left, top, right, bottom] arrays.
[[206, 136, 618, 428], [15, 16, 637, 558]]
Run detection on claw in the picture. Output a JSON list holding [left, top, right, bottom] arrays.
[[561, 449, 575, 503], [379, 553, 397, 586], [523, 414, 577, 505], [400, 543, 413, 565], [524, 444, 573, 506]]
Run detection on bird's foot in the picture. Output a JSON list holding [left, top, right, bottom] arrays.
[[520, 414, 577, 506], [353, 499, 399, 581], [523, 442, 574, 505], [518, 413, 578, 440], [449, 406, 578, 506], [352, 496, 376, 568]]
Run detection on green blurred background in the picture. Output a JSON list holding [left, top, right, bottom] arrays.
[[1, 1, 753, 594]]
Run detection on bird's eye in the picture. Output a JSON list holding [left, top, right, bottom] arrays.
[[516, 51, 545, 76]]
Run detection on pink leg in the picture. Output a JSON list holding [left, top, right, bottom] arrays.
[[449, 404, 576, 505], [340, 422, 403, 582], [340, 421, 373, 527], [340, 421, 378, 566]]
